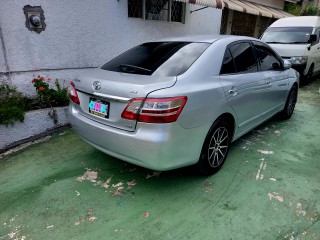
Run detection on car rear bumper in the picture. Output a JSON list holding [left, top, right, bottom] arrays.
[[69, 105, 208, 171]]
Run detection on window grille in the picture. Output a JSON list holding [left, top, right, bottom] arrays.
[[128, 0, 143, 18], [128, 0, 185, 23], [171, 1, 184, 22]]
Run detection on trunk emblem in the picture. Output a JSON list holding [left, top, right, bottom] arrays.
[[130, 88, 138, 94], [92, 81, 101, 91]]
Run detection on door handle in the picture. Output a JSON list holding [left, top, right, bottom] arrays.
[[228, 87, 238, 95]]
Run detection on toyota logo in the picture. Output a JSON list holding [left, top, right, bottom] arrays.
[[92, 81, 101, 91]]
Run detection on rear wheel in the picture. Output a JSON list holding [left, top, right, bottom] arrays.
[[279, 85, 298, 120], [196, 118, 231, 176]]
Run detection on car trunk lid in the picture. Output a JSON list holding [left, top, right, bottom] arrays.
[[73, 68, 176, 131]]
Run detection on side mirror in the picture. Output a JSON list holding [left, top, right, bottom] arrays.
[[307, 34, 317, 44], [283, 60, 291, 70]]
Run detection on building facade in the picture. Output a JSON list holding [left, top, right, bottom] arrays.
[[0, 1, 221, 95], [0, 0, 294, 95]]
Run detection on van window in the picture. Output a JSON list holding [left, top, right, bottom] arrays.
[[261, 27, 313, 44]]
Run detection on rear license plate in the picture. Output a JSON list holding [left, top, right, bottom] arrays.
[[88, 98, 110, 118]]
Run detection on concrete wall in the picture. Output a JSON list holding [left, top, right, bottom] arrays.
[[0, 0, 221, 96], [0, 107, 69, 151]]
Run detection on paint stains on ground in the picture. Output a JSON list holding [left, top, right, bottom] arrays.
[[111, 180, 137, 196], [143, 211, 149, 218], [76, 170, 137, 197], [7, 227, 25, 240], [239, 139, 253, 150], [112, 182, 124, 197], [274, 130, 282, 136], [268, 192, 284, 202], [76, 169, 98, 183], [75, 208, 97, 225], [1, 216, 28, 240], [295, 202, 307, 217], [3, 226, 27, 240], [127, 180, 136, 191], [256, 158, 266, 180], [102, 176, 112, 189], [257, 149, 274, 155], [294, 202, 320, 221]]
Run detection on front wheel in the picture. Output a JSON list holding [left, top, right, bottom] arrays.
[[302, 65, 314, 85], [195, 118, 231, 176], [279, 85, 298, 120]]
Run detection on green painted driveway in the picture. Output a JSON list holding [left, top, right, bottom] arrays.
[[1, 80, 320, 240]]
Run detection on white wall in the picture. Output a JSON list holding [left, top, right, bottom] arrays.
[[0, 0, 221, 95]]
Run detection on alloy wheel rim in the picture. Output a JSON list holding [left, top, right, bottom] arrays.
[[208, 127, 229, 167]]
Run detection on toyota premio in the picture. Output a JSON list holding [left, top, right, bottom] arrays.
[[69, 35, 299, 175]]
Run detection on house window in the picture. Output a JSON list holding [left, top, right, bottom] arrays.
[[128, 0, 185, 23]]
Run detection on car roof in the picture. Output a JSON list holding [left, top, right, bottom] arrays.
[[149, 34, 257, 44], [269, 16, 320, 28]]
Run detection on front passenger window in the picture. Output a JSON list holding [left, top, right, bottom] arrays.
[[253, 42, 282, 71], [229, 42, 258, 73]]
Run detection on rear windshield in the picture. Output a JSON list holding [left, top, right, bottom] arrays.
[[100, 42, 209, 76], [261, 27, 313, 44]]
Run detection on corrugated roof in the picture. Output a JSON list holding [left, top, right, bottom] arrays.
[[175, 0, 293, 19]]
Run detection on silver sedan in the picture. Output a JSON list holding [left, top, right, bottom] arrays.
[[69, 35, 299, 175]]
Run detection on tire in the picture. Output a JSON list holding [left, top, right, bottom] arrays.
[[302, 65, 314, 85], [196, 118, 232, 176], [279, 85, 298, 120]]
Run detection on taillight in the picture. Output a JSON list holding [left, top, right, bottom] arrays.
[[121, 96, 187, 123], [69, 81, 80, 104]]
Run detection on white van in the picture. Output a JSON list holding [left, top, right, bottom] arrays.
[[261, 16, 320, 82]]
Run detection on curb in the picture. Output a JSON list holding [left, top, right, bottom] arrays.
[[0, 106, 69, 152]]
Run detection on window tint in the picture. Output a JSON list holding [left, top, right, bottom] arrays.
[[253, 42, 282, 71], [221, 49, 236, 74], [101, 42, 209, 76], [229, 42, 258, 73]]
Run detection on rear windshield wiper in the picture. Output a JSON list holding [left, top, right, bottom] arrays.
[[117, 64, 151, 73], [265, 42, 286, 44], [285, 42, 308, 44], [266, 41, 307, 44]]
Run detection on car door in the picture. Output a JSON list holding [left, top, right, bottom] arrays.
[[219, 42, 271, 134], [252, 41, 289, 116]]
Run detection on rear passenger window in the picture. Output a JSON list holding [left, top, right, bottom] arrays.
[[221, 49, 236, 74], [229, 42, 258, 73], [253, 42, 282, 71]]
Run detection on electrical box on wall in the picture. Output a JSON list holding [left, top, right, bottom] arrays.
[[23, 5, 46, 33]]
